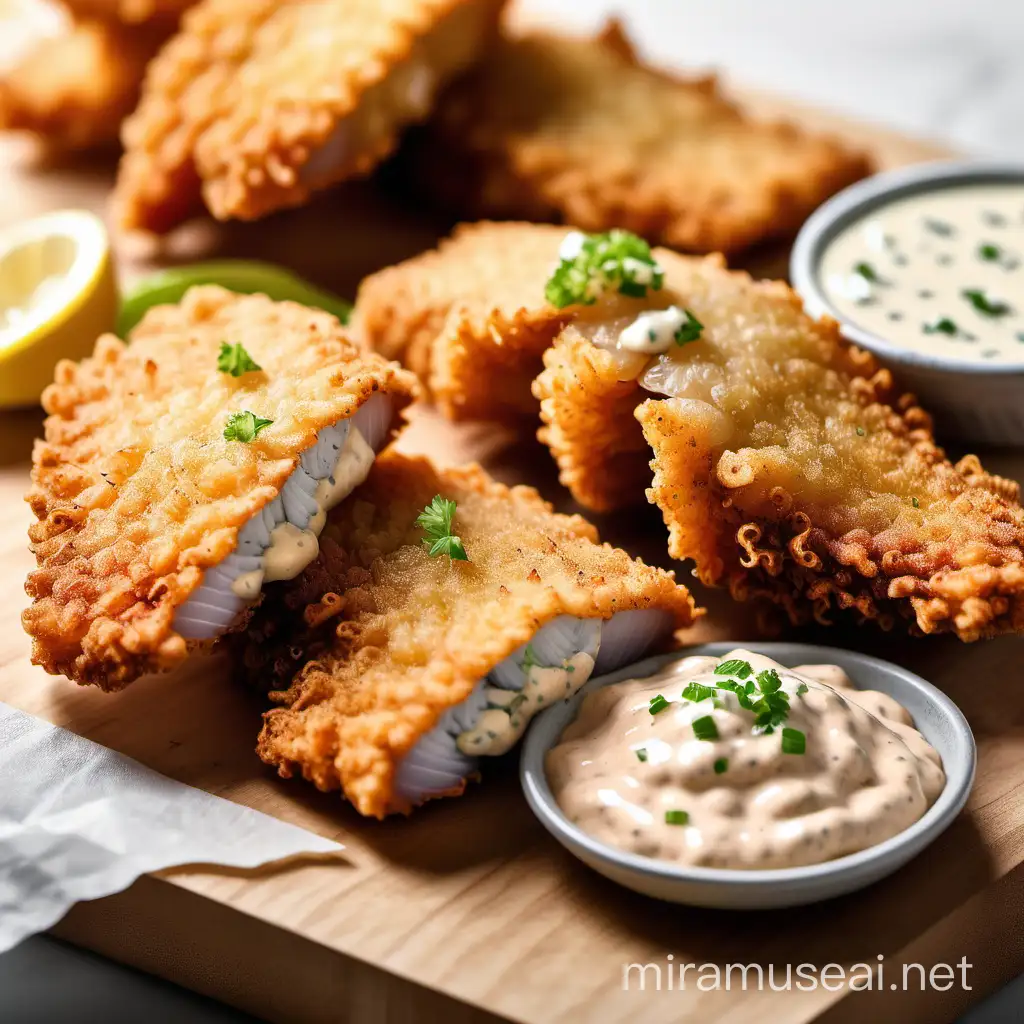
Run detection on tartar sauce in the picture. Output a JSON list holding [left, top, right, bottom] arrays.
[[820, 183, 1024, 362], [547, 649, 945, 870]]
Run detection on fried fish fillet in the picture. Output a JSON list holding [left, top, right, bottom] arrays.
[[115, 0, 507, 233], [404, 20, 870, 255], [240, 451, 700, 818], [353, 221, 574, 422], [0, 7, 170, 150], [23, 286, 417, 689], [533, 256, 1024, 641]]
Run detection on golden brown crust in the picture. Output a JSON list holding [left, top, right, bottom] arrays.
[[536, 255, 1024, 641], [243, 451, 700, 818], [115, 0, 506, 232], [62, 0, 195, 24], [353, 221, 574, 421], [0, 16, 168, 150], [406, 21, 871, 255], [23, 286, 417, 689]]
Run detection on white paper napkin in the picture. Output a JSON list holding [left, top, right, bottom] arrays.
[[0, 701, 341, 952]]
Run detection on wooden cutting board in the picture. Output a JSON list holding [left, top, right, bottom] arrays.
[[2, 80, 1022, 1024]]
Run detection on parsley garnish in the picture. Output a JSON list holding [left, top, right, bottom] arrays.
[[217, 341, 262, 377], [781, 727, 806, 755], [923, 316, 958, 336], [415, 495, 469, 561], [649, 694, 671, 715], [795, 682, 809, 696], [223, 410, 273, 442], [681, 681, 715, 703], [713, 757, 729, 774], [664, 810, 689, 826], [674, 309, 703, 345], [544, 230, 664, 308], [978, 243, 1002, 262], [714, 659, 752, 679], [962, 288, 1012, 318], [692, 715, 719, 741]]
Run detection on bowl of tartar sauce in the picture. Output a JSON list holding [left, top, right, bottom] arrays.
[[520, 643, 974, 909], [790, 161, 1024, 446]]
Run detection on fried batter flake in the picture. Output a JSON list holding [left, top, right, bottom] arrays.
[[406, 20, 870, 254], [243, 451, 700, 818], [23, 286, 417, 689], [353, 221, 575, 422], [115, 0, 506, 232], [534, 258, 1024, 640]]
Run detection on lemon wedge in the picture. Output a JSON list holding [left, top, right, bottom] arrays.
[[0, 210, 117, 408], [117, 260, 352, 337]]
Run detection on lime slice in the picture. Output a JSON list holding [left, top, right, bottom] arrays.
[[117, 260, 353, 337], [0, 209, 117, 408]]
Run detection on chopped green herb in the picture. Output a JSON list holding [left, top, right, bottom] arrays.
[[673, 309, 704, 345], [544, 229, 664, 308], [924, 217, 954, 238], [635, 747, 648, 763], [795, 682, 809, 697], [923, 316, 958, 336], [664, 810, 689, 826], [649, 694, 671, 715], [507, 693, 527, 715], [415, 495, 469, 561], [912, 496, 920, 508], [217, 341, 262, 377], [715, 659, 752, 679], [692, 715, 719, 741], [223, 410, 273, 442], [856, 426, 865, 436], [713, 757, 729, 775], [521, 644, 539, 676], [757, 668, 783, 694], [681, 681, 715, 703], [962, 288, 1012, 318], [781, 727, 807, 755], [979, 243, 1002, 262], [853, 261, 879, 282]]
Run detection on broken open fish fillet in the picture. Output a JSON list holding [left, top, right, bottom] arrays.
[[237, 451, 700, 818], [532, 240, 1024, 640], [114, 0, 508, 232], [402, 19, 870, 255], [352, 221, 574, 422], [23, 285, 417, 689]]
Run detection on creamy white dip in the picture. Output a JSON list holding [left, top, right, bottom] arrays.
[[547, 649, 945, 870], [820, 183, 1024, 363]]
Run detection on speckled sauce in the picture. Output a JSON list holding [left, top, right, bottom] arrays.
[[820, 183, 1024, 362], [546, 649, 945, 870]]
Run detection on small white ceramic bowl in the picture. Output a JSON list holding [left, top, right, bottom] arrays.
[[520, 642, 975, 910], [790, 160, 1024, 446]]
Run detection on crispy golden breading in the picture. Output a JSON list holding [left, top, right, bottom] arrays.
[[23, 286, 417, 689], [242, 451, 700, 818], [115, 0, 507, 232], [534, 261, 1024, 640], [62, 0, 194, 24], [0, 14, 168, 150], [405, 21, 870, 255], [353, 222, 575, 421]]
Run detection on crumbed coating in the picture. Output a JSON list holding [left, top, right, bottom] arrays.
[[242, 451, 700, 818], [62, 0, 195, 24], [405, 20, 871, 255], [352, 221, 574, 421], [534, 259, 1024, 640], [0, 15, 168, 150], [115, 0, 506, 232], [23, 286, 417, 689]]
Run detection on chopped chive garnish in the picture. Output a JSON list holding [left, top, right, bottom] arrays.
[[715, 659, 752, 679], [713, 757, 729, 775], [664, 810, 689, 826], [856, 426, 865, 436], [854, 261, 879, 282], [692, 715, 719, 741], [681, 681, 715, 703], [923, 316, 958, 336], [223, 410, 273, 442], [217, 341, 262, 377], [544, 229, 664, 308], [649, 694, 671, 715], [674, 309, 704, 345], [979, 243, 1002, 262], [912, 496, 920, 508], [962, 288, 1012, 318], [416, 495, 469, 561], [635, 747, 648, 763], [781, 727, 807, 755]]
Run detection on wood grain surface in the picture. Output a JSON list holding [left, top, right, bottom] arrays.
[[1, 78, 1021, 1024]]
